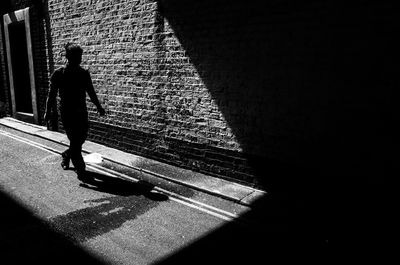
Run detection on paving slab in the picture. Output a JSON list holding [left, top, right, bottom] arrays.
[[94, 148, 146, 168], [0, 117, 43, 134], [82, 140, 111, 154], [35, 129, 69, 145], [241, 190, 267, 205]]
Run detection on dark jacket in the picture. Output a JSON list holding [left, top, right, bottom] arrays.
[[48, 66, 101, 116]]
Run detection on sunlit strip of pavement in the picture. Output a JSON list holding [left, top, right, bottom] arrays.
[[0, 128, 248, 223], [0, 117, 266, 206], [87, 163, 243, 221]]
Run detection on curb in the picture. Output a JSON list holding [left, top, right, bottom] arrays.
[[0, 117, 266, 206]]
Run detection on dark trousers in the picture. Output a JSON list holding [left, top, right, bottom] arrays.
[[61, 112, 88, 172]]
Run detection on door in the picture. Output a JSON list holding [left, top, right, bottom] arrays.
[[3, 8, 38, 123]]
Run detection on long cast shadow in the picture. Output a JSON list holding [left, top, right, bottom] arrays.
[[154, 0, 397, 263], [158, 0, 397, 184], [0, 190, 107, 264], [0, 170, 168, 264], [48, 171, 168, 243], [80, 170, 169, 201]]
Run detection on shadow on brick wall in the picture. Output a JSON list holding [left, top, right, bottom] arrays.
[[159, 0, 398, 186], [153, 0, 398, 262]]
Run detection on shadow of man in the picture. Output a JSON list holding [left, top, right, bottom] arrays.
[[79, 170, 169, 201], [49, 171, 169, 243]]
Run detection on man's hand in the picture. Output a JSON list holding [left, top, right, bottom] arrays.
[[98, 107, 106, 116]]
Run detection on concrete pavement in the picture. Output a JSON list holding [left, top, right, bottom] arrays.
[[0, 117, 265, 206]]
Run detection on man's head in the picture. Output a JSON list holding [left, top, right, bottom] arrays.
[[65, 42, 83, 66]]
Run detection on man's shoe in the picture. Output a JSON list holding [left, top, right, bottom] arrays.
[[61, 152, 70, 170]]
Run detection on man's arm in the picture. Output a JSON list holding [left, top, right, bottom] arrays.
[[86, 71, 105, 116]]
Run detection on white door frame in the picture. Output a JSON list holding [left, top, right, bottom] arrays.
[[3, 7, 38, 124]]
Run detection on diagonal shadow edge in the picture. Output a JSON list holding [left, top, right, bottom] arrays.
[[153, 1, 398, 262], [0, 189, 107, 264]]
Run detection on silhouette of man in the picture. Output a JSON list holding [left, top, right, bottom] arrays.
[[44, 43, 105, 181]]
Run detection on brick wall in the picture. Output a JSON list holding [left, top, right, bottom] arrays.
[[47, 0, 260, 186], [47, 0, 398, 190], [30, 4, 52, 125], [1, 0, 397, 191], [0, 28, 7, 117]]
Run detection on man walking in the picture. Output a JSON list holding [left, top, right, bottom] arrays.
[[44, 43, 105, 181]]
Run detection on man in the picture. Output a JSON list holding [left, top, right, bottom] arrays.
[[44, 43, 105, 181]]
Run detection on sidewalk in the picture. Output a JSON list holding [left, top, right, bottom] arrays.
[[0, 117, 265, 206]]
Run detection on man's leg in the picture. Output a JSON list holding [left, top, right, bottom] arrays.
[[70, 119, 90, 181], [62, 113, 89, 180], [69, 139, 85, 174], [61, 149, 70, 169]]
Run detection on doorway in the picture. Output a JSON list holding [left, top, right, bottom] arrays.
[[3, 8, 38, 123]]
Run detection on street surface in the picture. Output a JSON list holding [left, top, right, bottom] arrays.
[[0, 127, 245, 264], [1, 125, 327, 264]]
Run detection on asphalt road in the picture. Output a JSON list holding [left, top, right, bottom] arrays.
[[0, 131, 236, 264], [1, 126, 328, 264]]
